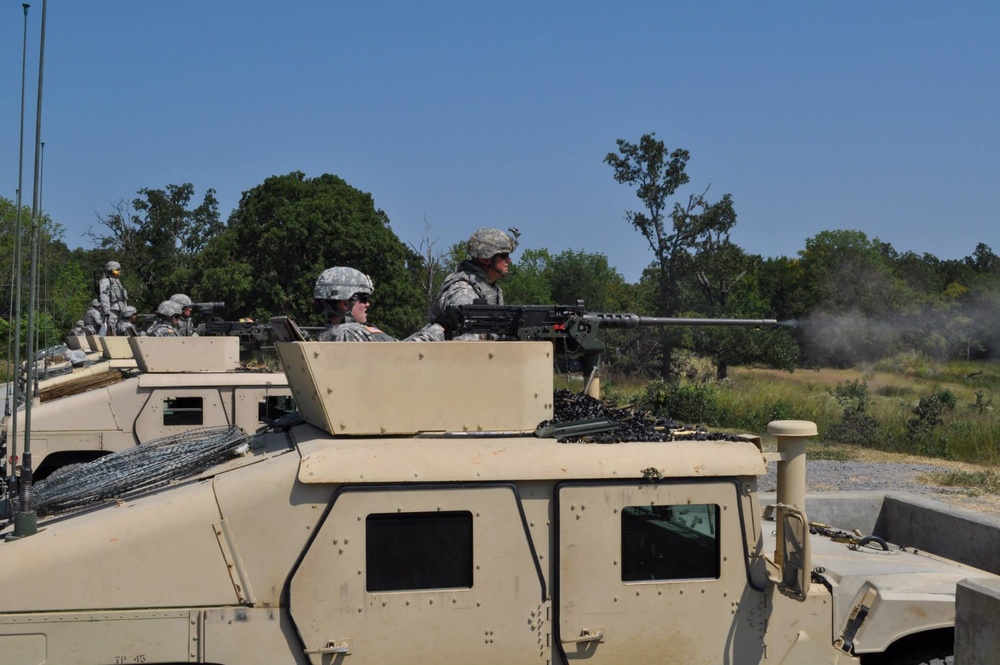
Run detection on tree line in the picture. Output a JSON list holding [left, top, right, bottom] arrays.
[[3, 136, 999, 380]]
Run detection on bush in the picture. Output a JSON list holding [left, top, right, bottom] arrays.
[[833, 378, 868, 411], [638, 380, 720, 425], [906, 389, 957, 456], [825, 378, 880, 446], [824, 408, 880, 446]]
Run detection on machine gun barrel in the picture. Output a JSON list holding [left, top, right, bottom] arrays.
[[191, 302, 225, 317], [582, 313, 780, 328]]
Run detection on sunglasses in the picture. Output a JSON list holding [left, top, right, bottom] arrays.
[[494, 252, 511, 260], [352, 293, 371, 304]]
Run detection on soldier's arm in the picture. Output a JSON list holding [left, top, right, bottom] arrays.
[[98, 279, 111, 314]]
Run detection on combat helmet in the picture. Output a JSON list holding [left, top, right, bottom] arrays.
[[106, 261, 121, 273], [156, 300, 182, 318], [91, 299, 101, 307], [467, 227, 520, 260], [170, 294, 193, 308], [314, 267, 375, 301], [121, 306, 137, 318]]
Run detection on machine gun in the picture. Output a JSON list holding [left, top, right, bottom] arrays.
[[443, 303, 782, 391], [137, 313, 155, 333], [199, 320, 271, 342], [191, 302, 225, 319]]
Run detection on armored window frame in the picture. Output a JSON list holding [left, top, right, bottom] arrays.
[[621, 503, 721, 582], [257, 395, 296, 423], [162, 396, 204, 426], [365, 510, 473, 592]]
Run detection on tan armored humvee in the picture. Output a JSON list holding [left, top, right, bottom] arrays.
[[2, 336, 292, 480], [0, 340, 991, 664]]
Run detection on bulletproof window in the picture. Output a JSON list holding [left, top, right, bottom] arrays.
[[621, 503, 721, 581], [163, 396, 204, 426], [257, 395, 296, 423], [366, 511, 473, 592]]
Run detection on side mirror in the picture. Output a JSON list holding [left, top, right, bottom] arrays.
[[779, 506, 811, 600]]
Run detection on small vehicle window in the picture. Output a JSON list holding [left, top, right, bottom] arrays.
[[258, 395, 296, 422], [163, 396, 204, 426], [621, 504, 721, 582], [366, 511, 473, 592]]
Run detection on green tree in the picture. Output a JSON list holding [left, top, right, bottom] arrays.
[[503, 248, 553, 304], [89, 184, 221, 311], [690, 239, 798, 378], [198, 172, 423, 335], [605, 133, 741, 379], [796, 230, 903, 316], [1, 196, 84, 358], [546, 249, 627, 311]]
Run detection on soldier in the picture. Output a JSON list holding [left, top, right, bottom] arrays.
[[170, 294, 197, 336], [147, 300, 182, 337], [83, 299, 104, 335], [98, 261, 129, 335], [116, 306, 143, 337], [69, 320, 86, 337], [313, 267, 396, 342], [430, 227, 519, 340]]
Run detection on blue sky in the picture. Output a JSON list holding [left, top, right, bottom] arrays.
[[2, 1, 997, 282]]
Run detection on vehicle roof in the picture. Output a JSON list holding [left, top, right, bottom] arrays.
[[293, 425, 767, 484]]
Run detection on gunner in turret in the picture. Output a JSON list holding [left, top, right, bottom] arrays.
[[147, 300, 182, 337], [311, 267, 447, 343], [429, 227, 520, 340], [313, 267, 396, 342]]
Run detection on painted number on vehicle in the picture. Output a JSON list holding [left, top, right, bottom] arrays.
[[114, 656, 146, 664]]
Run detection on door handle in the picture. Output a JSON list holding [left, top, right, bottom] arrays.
[[561, 628, 605, 644]]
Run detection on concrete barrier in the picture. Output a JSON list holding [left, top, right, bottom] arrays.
[[760, 491, 1000, 575], [875, 494, 1000, 576], [956, 578, 1000, 665]]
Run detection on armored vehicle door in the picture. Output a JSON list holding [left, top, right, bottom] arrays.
[[556, 481, 766, 664], [289, 485, 549, 664]]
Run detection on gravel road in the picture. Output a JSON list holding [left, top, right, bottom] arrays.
[[760, 459, 1000, 515], [760, 460, 953, 495]]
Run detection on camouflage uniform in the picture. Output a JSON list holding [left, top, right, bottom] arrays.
[[176, 317, 196, 337], [318, 319, 443, 342], [430, 260, 504, 317], [170, 294, 197, 337], [83, 300, 104, 335], [148, 322, 180, 337], [147, 300, 181, 337], [429, 228, 518, 340], [318, 317, 397, 342], [116, 306, 142, 337], [99, 261, 129, 335], [69, 321, 86, 336]]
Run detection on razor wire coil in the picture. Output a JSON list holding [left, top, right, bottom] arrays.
[[33, 425, 251, 516]]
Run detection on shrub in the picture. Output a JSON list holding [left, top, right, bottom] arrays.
[[638, 380, 720, 425], [824, 408, 880, 446], [906, 389, 957, 457]]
